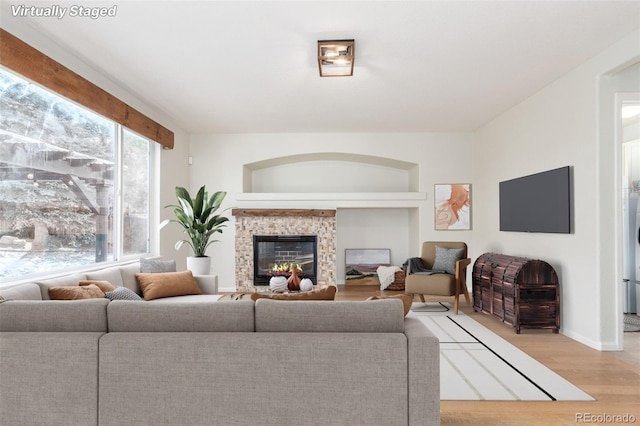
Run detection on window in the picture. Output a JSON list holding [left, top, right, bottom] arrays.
[[0, 67, 155, 281]]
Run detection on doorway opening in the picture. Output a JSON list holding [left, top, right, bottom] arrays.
[[619, 95, 640, 358]]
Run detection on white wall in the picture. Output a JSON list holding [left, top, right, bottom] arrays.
[[251, 159, 411, 193], [336, 208, 412, 282], [473, 30, 640, 350], [189, 133, 474, 290], [157, 132, 191, 270]]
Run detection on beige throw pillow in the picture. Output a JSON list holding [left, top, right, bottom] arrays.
[[366, 293, 413, 316], [250, 285, 337, 302], [79, 280, 116, 293], [49, 284, 105, 300], [135, 270, 202, 301]]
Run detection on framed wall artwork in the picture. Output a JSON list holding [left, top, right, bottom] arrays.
[[434, 183, 471, 230]]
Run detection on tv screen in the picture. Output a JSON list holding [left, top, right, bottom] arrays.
[[499, 166, 571, 234]]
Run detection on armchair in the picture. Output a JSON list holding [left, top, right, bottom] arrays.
[[405, 241, 471, 314]]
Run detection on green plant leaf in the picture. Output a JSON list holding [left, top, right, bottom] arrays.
[[193, 186, 205, 218], [175, 187, 191, 204]]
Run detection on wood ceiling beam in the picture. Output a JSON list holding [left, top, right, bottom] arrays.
[[0, 28, 174, 149]]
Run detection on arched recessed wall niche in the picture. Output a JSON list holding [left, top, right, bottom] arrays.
[[243, 152, 419, 193], [237, 152, 425, 285]]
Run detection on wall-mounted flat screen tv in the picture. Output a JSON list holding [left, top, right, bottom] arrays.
[[499, 166, 571, 234]]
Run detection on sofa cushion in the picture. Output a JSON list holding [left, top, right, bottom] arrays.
[[193, 275, 218, 295], [250, 285, 336, 302], [148, 294, 222, 303], [36, 273, 87, 300], [49, 284, 105, 300], [255, 299, 405, 333], [0, 299, 109, 332], [97, 332, 409, 426], [104, 287, 143, 301], [140, 258, 176, 273], [432, 245, 464, 275], [107, 300, 255, 332], [0, 283, 42, 300], [86, 266, 124, 288], [2, 333, 102, 425], [119, 262, 143, 294], [136, 270, 202, 301], [79, 280, 116, 293]]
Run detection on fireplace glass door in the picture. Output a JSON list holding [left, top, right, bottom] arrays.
[[253, 235, 317, 285]]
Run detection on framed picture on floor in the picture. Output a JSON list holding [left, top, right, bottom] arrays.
[[345, 248, 390, 285], [434, 183, 471, 230]]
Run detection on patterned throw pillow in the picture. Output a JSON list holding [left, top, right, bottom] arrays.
[[104, 286, 143, 301], [432, 246, 464, 275], [140, 258, 177, 273]]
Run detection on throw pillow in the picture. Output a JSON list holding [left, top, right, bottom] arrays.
[[140, 258, 177, 273], [432, 245, 464, 275], [135, 270, 202, 301], [49, 284, 105, 300], [250, 285, 337, 302], [366, 293, 413, 316], [104, 286, 143, 301], [79, 280, 116, 293]]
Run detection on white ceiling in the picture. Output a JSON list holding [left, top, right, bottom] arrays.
[[2, 0, 640, 134]]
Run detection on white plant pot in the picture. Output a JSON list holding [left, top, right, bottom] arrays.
[[187, 256, 211, 275]]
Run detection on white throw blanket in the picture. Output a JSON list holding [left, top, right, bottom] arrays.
[[377, 265, 402, 290]]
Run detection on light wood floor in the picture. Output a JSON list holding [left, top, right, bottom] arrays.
[[336, 285, 640, 426]]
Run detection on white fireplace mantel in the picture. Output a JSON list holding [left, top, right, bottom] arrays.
[[235, 192, 427, 209]]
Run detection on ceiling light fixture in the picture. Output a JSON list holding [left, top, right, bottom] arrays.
[[318, 39, 355, 77]]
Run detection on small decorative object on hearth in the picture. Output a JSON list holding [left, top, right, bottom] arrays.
[[287, 264, 301, 291], [268, 263, 304, 291], [269, 276, 288, 293], [299, 278, 313, 292]]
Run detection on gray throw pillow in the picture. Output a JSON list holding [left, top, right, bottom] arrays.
[[104, 287, 143, 301], [140, 258, 176, 273], [432, 246, 464, 275]]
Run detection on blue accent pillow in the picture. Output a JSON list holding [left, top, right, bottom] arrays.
[[104, 287, 143, 301], [432, 246, 464, 275]]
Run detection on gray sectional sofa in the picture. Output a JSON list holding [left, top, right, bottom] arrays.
[[0, 262, 440, 426]]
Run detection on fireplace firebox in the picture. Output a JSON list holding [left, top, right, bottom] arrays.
[[253, 235, 317, 286]]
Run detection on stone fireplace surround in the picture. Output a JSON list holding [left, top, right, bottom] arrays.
[[232, 209, 336, 291]]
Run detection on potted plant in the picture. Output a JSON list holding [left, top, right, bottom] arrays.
[[161, 185, 229, 275]]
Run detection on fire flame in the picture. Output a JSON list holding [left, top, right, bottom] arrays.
[[269, 263, 302, 274]]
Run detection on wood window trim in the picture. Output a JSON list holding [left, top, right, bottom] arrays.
[[0, 28, 174, 149]]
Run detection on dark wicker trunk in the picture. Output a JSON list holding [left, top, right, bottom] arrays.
[[472, 253, 560, 333]]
